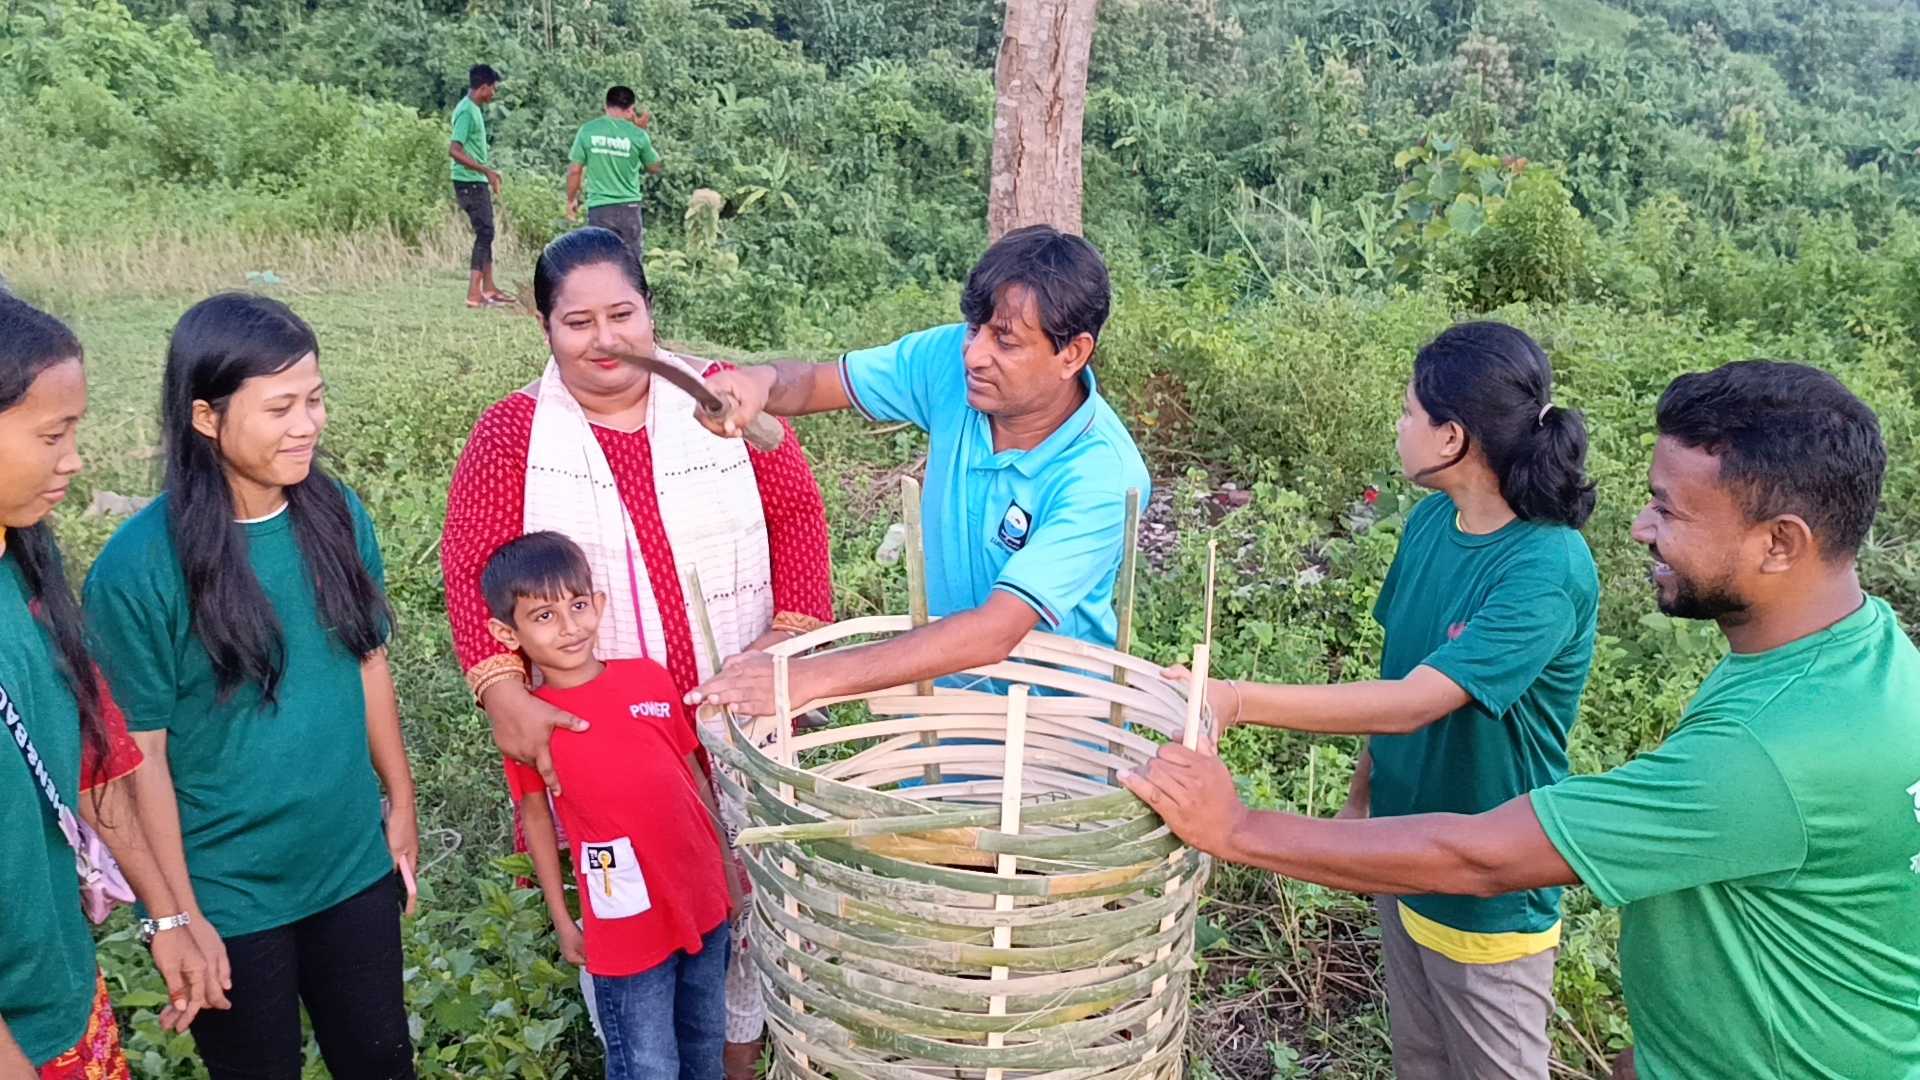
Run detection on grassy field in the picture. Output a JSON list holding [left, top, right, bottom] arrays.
[[23, 230, 1920, 1077]]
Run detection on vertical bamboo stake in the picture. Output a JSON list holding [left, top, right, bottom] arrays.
[[772, 654, 809, 1074], [682, 566, 725, 680], [1107, 488, 1142, 783], [1149, 540, 1218, 1037], [1185, 539, 1219, 752], [983, 685, 1030, 1080], [903, 475, 940, 785]]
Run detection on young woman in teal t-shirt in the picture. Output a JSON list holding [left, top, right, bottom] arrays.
[[84, 293, 418, 1080], [0, 296, 217, 1077], [1171, 322, 1601, 1080]]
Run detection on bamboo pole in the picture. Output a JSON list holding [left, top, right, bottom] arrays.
[[904, 475, 941, 785], [983, 685, 1029, 1080], [682, 565, 725, 679], [773, 653, 809, 1075], [1149, 540, 1217, 1039], [1186, 539, 1220, 753], [1106, 488, 1142, 783]]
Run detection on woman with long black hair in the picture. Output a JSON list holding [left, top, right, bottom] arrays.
[[0, 295, 217, 1079], [84, 293, 418, 1080], [1171, 322, 1600, 1080]]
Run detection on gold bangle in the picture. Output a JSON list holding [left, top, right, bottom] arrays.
[[1225, 679, 1244, 726], [771, 611, 827, 636], [465, 653, 527, 703]]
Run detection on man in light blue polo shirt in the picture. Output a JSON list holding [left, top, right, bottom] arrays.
[[685, 225, 1149, 716]]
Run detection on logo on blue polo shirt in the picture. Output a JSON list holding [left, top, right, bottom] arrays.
[[997, 503, 1031, 551]]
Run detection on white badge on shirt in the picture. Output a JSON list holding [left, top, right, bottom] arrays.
[[579, 836, 652, 920]]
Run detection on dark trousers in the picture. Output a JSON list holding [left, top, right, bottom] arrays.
[[454, 180, 494, 273], [587, 202, 648, 278], [189, 874, 415, 1080]]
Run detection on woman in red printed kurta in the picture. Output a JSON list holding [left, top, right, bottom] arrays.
[[439, 228, 831, 1078], [440, 346, 834, 701]]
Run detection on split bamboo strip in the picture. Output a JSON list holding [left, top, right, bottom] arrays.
[[703, 618, 1212, 1079], [773, 654, 811, 1075], [1106, 488, 1141, 783], [903, 475, 940, 785], [985, 686, 1030, 1080]]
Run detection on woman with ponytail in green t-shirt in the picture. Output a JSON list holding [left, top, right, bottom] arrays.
[[84, 293, 418, 1080], [1167, 322, 1600, 1080]]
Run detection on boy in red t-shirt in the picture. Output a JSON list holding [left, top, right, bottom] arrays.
[[482, 532, 737, 1080]]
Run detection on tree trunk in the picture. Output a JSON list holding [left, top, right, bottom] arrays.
[[988, 0, 1100, 243]]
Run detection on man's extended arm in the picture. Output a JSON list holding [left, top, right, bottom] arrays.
[[1121, 743, 1578, 897], [702, 361, 851, 426], [689, 592, 1039, 715]]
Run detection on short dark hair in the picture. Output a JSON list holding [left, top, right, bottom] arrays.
[[483, 530, 595, 622], [1656, 360, 1886, 559], [960, 225, 1111, 355], [606, 86, 636, 110], [469, 64, 501, 91], [482, 532, 596, 624]]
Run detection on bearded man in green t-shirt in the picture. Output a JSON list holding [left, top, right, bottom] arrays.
[[1126, 360, 1920, 1080], [565, 86, 662, 271]]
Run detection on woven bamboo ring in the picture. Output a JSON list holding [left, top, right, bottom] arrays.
[[699, 614, 1214, 1080]]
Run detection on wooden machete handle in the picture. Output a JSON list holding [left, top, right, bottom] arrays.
[[738, 410, 787, 453], [696, 396, 786, 452]]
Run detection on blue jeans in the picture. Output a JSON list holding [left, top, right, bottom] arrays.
[[593, 921, 731, 1080]]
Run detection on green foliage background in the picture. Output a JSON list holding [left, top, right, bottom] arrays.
[[5, 0, 1919, 1076]]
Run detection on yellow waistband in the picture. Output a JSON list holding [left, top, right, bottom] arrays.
[[1397, 901, 1561, 965]]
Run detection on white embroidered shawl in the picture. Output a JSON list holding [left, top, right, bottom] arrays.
[[520, 352, 773, 679]]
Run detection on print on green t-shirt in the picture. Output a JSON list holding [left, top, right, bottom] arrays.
[[83, 490, 393, 937], [450, 94, 490, 182], [568, 116, 659, 210], [0, 554, 101, 1067], [1533, 596, 1920, 1080], [1368, 492, 1599, 936]]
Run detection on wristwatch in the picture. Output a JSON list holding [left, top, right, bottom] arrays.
[[139, 912, 192, 945]]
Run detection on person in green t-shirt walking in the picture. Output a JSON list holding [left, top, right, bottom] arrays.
[[451, 63, 511, 309], [1163, 322, 1600, 1080], [566, 86, 663, 272], [1126, 360, 1920, 1080], [86, 293, 421, 1080]]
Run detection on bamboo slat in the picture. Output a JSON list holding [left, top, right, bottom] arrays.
[[699, 618, 1212, 1079]]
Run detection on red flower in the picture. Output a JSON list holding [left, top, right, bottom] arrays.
[[1363, 486, 1380, 506]]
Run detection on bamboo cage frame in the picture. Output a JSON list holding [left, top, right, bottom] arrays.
[[690, 481, 1220, 1079]]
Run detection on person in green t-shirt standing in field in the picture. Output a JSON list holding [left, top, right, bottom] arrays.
[[1127, 359, 1920, 1080], [86, 293, 421, 1079], [451, 63, 511, 310], [1162, 322, 1600, 1080], [566, 86, 663, 273]]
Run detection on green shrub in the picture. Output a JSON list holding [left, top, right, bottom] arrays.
[[1458, 167, 1591, 307]]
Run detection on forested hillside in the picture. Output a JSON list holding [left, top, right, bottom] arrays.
[[4, 0, 1917, 1075]]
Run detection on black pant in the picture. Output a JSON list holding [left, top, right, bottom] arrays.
[[190, 874, 415, 1080], [587, 202, 648, 281], [454, 180, 494, 273]]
